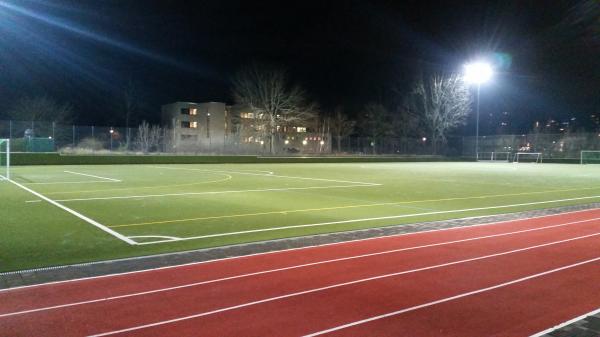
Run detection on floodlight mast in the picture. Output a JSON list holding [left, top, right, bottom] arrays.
[[464, 62, 493, 160]]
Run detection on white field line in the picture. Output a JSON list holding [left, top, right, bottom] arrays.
[[1, 208, 597, 294], [63, 171, 121, 182], [137, 194, 600, 244], [3, 216, 599, 318], [529, 307, 600, 337], [8, 179, 136, 245], [24, 181, 120, 185], [303, 256, 600, 337], [86, 234, 600, 337], [150, 165, 378, 185], [28, 184, 379, 203], [127, 235, 182, 241]]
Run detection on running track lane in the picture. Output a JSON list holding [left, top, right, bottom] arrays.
[[0, 209, 599, 336]]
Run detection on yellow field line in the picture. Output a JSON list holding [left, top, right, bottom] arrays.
[[108, 185, 600, 229]]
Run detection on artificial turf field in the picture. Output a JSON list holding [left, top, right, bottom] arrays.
[[2, 162, 600, 272]]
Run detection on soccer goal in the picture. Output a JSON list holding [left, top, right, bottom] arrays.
[[477, 151, 511, 162], [0, 139, 10, 180], [513, 152, 542, 163], [581, 150, 600, 165]]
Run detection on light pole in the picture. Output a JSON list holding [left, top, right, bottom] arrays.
[[464, 61, 493, 160], [109, 128, 114, 151]]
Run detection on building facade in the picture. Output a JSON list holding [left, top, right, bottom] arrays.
[[161, 102, 228, 152], [162, 101, 330, 154]]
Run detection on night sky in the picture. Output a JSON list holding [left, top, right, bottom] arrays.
[[0, 0, 598, 134]]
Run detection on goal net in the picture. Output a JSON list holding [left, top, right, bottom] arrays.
[[477, 151, 511, 162], [0, 139, 10, 180], [513, 152, 542, 163], [581, 150, 600, 165]]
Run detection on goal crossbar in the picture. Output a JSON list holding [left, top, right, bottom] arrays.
[[477, 151, 511, 162], [0, 139, 10, 180], [513, 152, 542, 163]]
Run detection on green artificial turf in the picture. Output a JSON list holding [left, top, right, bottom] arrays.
[[2, 162, 600, 272]]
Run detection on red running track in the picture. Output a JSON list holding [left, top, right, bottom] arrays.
[[2, 209, 600, 337]]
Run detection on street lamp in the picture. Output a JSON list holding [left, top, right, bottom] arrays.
[[109, 128, 114, 151], [464, 61, 493, 159]]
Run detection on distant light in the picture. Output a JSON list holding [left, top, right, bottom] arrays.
[[48, 136, 52, 139], [260, 140, 264, 145], [302, 140, 307, 145], [207, 113, 211, 116], [319, 140, 325, 145], [109, 129, 114, 134], [422, 137, 427, 142], [463, 62, 493, 85], [284, 140, 289, 145]]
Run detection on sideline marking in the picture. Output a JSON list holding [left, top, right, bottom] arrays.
[[35, 184, 380, 203], [7, 179, 136, 245], [529, 307, 600, 337], [64, 171, 121, 182], [3, 216, 599, 318], [24, 181, 120, 185], [87, 236, 600, 336], [1, 208, 598, 293], [137, 195, 600, 244]]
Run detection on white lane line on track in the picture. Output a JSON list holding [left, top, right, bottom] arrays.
[[2, 208, 598, 293], [30, 184, 379, 202], [63, 171, 121, 182], [2, 216, 599, 319], [137, 195, 600, 244], [7, 179, 136, 245], [529, 307, 600, 337], [86, 234, 600, 337], [302, 256, 600, 337]]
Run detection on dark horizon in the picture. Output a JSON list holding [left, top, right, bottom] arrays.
[[0, 0, 598, 135]]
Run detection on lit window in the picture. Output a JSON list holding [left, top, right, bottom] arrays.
[[241, 112, 255, 119], [190, 121, 198, 128], [190, 108, 197, 115], [296, 127, 306, 133]]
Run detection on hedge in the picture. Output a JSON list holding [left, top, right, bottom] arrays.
[[9, 152, 470, 165]]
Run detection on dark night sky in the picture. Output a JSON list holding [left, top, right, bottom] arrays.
[[0, 0, 598, 134]]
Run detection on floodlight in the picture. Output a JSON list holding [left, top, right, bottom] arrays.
[[463, 62, 493, 85]]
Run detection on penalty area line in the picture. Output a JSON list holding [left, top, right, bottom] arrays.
[[136, 194, 600, 244], [64, 170, 121, 182], [8, 179, 136, 245]]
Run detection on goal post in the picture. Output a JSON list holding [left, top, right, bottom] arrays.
[[477, 151, 511, 162], [0, 139, 10, 180], [513, 152, 542, 163], [581, 150, 600, 165]]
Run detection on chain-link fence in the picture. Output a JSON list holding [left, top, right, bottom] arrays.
[[6, 119, 597, 158], [463, 133, 600, 159]]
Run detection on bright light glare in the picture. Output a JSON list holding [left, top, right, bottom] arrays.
[[463, 62, 493, 84]]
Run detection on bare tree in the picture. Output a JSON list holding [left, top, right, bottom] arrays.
[[409, 74, 471, 154], [361, 102, 394, 154], [329, 106, 355, 153], [232, 65, 318, 154], [136, 121, 163, 153], [8, 96, 73, 123]]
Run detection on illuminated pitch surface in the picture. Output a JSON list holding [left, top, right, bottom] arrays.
[[2, 162, 600, 272]]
